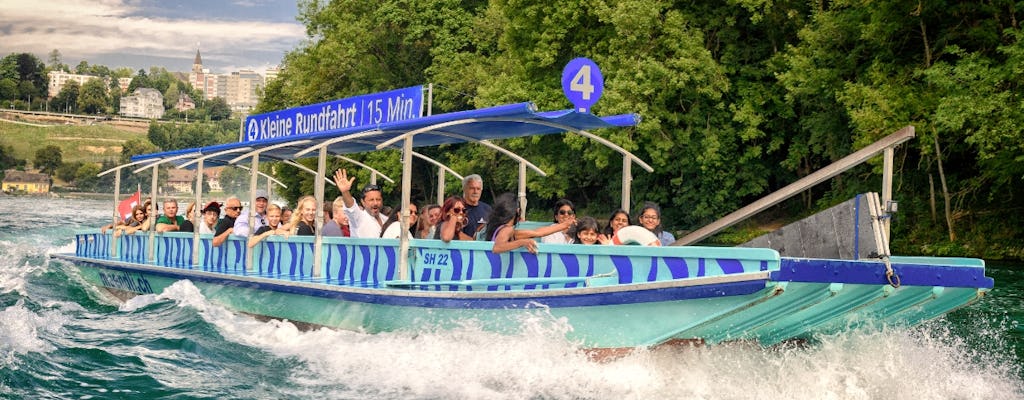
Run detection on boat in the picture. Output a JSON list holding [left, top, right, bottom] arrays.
[[51, 60, 993, 352]]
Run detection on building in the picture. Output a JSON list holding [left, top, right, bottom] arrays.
[[119, 88, 165, 119], [187, 49, 265, 111], [264, 66, 280, 82], [175, 93, 196, 111], [204, 167, 223, 192], [47, 71, 103, 98], [227, 70, 263, 112], [166, 169, 196, 193], [117, 77, 133, 94], [2, 170, 50, 193]]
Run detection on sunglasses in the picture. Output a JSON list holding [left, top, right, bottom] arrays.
[[362, 184, 382, 194], [557, 209, 575, 216], [452, 207, 464, 214], [226, 206, 243, 211]]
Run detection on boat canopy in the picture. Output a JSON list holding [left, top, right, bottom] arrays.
[[130, 102, 640, 167]]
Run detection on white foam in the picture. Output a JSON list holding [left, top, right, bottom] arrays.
[[0, 300, 65, 367], [194, 312, 1024, 400]]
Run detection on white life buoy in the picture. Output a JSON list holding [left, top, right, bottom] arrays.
[[611, 225, 661, 246]]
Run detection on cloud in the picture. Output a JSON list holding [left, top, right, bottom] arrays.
[[0, 0, 305, 72]]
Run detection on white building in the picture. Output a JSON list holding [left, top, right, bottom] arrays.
[[47, 71, 103, 98], [119, 88, 164, 119], [187, 50, 265, 111]]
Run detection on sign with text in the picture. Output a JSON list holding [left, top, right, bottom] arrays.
[[243, 85, 424, 142]]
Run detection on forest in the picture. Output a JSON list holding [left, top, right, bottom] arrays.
[[246, 0, 1023, 259]]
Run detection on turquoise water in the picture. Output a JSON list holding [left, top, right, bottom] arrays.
[[1, 196, 1022, 399]]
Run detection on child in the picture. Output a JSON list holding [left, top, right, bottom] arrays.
[[574, 216, 611, 245]]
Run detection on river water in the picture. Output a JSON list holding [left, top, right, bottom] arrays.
[[1, 196, 1022, 399]]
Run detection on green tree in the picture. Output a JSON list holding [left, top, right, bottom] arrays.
[[55, 161, 83, 183], [0, 78, 17, 101], [120, 138, 157, 163], [74, 163, 102, 191], [163, 81, 180, 109], [34, 145, 63, 175], [75, 60, 90, 74], [47, 49, 66, 72], [206, 97, 231, 120], [79, 78, 109, 114], [128, 69, 149, 93], [0, 144, 25, 170], [52, 80, 80, 113]]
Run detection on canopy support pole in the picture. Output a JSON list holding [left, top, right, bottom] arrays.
[[312, 148, 327, 279], [192, 160, 204, 269], [399, 136, 413, 281], [882, 147, 894, 242], [437, 167, 445, 205], [110, 169, 121, 257], [518, 161, 528, 218], [621, 154, 632, 212], [246, 156, 260, 272], [147, 166, 158, 264]]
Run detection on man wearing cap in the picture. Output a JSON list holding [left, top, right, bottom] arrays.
[[232, 189, 269, 237], [461, 174, 492, 239], [197, 201, 221, 234], [333, 169, 387, 238]]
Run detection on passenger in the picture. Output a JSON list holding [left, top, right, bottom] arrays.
[[603, 209, 631, 237], [290, 195, 317, 236], [638, 202, 675, 246], [248, 204, 288, 247], [100, 211, 130, 234], [381, 203, 418, 239], [179, 201, 196, 232], [213, 197, 241, 247], [113, 205, 149, 236], [485, 193, 575, 254], [435, 196, 474, 242], [280, 207, 293, 224], [541, 199, 576, 244], [416, 204, 440, 239], [233, 189, 269, 237], [574, 216, 611, 245], [197, 201, 220, 234], [332, 169, 387, 238], [321, 197, 352, 237], [322, 201, 333, 222], [461, 174, 492, 239], [155, 199, 186, 232]]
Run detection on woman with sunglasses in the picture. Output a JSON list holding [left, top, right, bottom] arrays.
[[485, 193, 576, 254], [541, 198, 576, 244], [434, 196, 474, 242]]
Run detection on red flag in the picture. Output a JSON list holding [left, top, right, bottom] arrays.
[[119, 191, 141, 222]]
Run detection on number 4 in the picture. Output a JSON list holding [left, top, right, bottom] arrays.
[[570, 65, 594, 100]]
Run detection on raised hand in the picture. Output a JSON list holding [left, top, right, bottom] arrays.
[[333, 169, 355, 193]]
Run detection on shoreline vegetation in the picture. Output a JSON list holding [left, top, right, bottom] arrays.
[[4, 2, 1023, 262]]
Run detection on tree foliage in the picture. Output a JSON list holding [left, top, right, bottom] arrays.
[[255, 0, 1023, 257], [34, 145, 63, 175]]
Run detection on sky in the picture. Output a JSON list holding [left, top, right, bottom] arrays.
[[0, 0, 307, 76]]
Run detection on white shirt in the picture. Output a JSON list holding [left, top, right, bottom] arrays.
[[232, 210, 267, 237], [198, 222, 215, 234], [344, 204, 386, 238], [541, 231, 572, 244]]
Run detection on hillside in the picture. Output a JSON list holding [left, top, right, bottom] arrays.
[[0, 112, 147, 164]]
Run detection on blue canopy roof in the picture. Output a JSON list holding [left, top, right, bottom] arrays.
[[131, 102, 639, 168]]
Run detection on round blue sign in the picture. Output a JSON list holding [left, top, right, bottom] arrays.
[[561, 58, 604, 113]]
